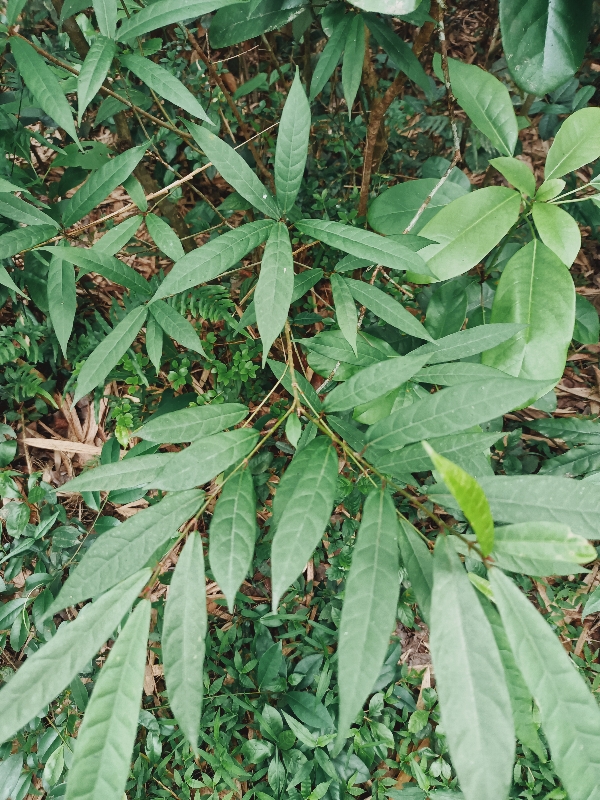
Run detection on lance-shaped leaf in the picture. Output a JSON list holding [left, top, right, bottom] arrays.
[[527, 416, 600, 445], [531, 201, 581, 267], [48, 491, 204, 613], [62, 146, 146, 227], [365, 13, 429, 94], [10, 37, 79, 146], [271, 438, 338, 609], [343, 278, 433, 341], [163, 533, 207, 753], [415, 361, 505, 386], [0, 224, 57, 260], [117, 0, 238, 39], [295, 219, 428, 273], [267, 358, 323, 413], [0, 194, 59, 228], [538, 444, 600, 478], [209, 0, 307, 48], [152, 220, 273, 300], [146, 313, 163, 373], [185, 121, 279, 218], [65, 600, 150, 800], [63, 452, 171, 493], [78, 36, 116, 124], [491, 566, 600, 800], [145, 213, 185, 261], [341, 14, 365, 118], [93, 215, 142, 255], [298, 329, 393, 367], [424, 444, 494, 556], [335, 489, 399, 752], [138, 403, 248, 443], [73, 304, 148, 404], [330, 273, 358, 355], [121, 54, 212, 124], [544, 107, 600, 180], [43, 245, 150, 295], [430, 537, 514, 800], [47, 249, 76, 357], [490, 157, 536, 197], [275, 68, 310, 213], [149, 300, 206, 356], [0, 570, 149, 745], [209, 467, 256, 612], [397, 518, 433, 624], [310, 16, 351, 100], [93, 0, 117, 38], [255, 223, 294, 365], [412, 323, 527, 364], [0, 266, 23, 296]]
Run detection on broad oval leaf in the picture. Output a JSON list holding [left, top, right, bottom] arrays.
[[145, 213, 185, 262], [368, 178, 467, 237], [255, 223, 294, 365], [424, 278, 468, 339], [489, 157, 536, 197], [117, 0, 238, 40], [138, 403, 248, 443], [47, 250, 76, 357], [531, 201, 581, 266], [341, 14, 365, 118], [149, 300, 206, 356], [397, 517, 433, 624], [0, 224, 56, 260], [330, 273, 358, 355], [310, 16, 351, 100], [0, 194, 59, 228], [412, 323, 527, 365], [343, 278, 433, 341], [77, 36, 116, 124], [275, 69, 310, 213], [545, 106, 600, 180], [209, 0, 307, 48]]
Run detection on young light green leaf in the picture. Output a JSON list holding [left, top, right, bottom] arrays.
[[0, 570, 149, 745], [424, 443, 494, 556], [138, 403, 248, 443], [343, 278, 433, 341], [535, 178, 565, 202], [341, 14, 365, 118], [10, 37, 79, 146], [489, 157, 536, 197], [397, 518, 433, 623], [482, 240, 575, 382], [330, 273, 358, 355], [121, 54, 212, 124], [0, 194, 59, 228], [145, 213, 185, 261], [335, 488, 399, 751], [62, 146, 146, 227], [350, 0, 422, 14], [73, 304, 148, 404], [368, 178, 467, 237], [418, 187, 521, 281], [152, 220, 273, 300], [117, 0, 238, 40], [149, 300, 206, 356], [44, 245, 150, 295], [48, 491, 204, 613], [145, 313, 163, 373], [545, 106, 600, 180], [491, 566, 600, 800], [271, 438, 338, 609], [163, 533, 207, 753], [364, 14, 430, 95], [65, 599, 150, 800], [412, 323, 527, 365], [77, 36, 116, 124], [583, 585, 600, 620], [47, 249, 76, 357], [185, 121, 279, 218], [209, 467, 256, 612], [295, 219, 428, 274], [255, 223, 294, 366], [415, 361, 505, 386], [275, 68, 310, 213], [430, 537, 514, 800], [93, 0, 117, 38], [531, 202, 581, 266], [93, 215, 142, 256], [309, 16, 351, 100]]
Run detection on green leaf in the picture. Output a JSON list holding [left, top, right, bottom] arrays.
[[148, 300, 206, 356], [286, 692, 334, 730], [145, 213, 185, 261], [482, 240, 575, 382], [209, 0, 307, 48], [93, 0, 117, 38], [490, 566, 600, 800], [6, 0, 27, 25], [430, 537, 514, 800], [335, 488, 400, 750], [414, 362, 505, 386], [486, 522, 594, 575], [368, 179, 467, 236], [310, 16, 351, 100], [44, 245, 150, 295], [117, 0, 238, 40], [271, 438, 338, 609], [364, 13, 430, 95], [48, 491, 204, 613], [209, 467, 256, 612], [343, 278, 433, 340], [295, 219, 428, 274], [267, 359, 323, 413], [424, 444, 494, 556], [185, 121, 279, 218], [573, 293, 599, 345], [330, 273, 358, 355], [255, 223, 294, 365], [366, 377, 548, 452], [63, 452, 171, 493], [0, 194, 59, 228], [535, 178, 565, 202], [0, 570, 149, 745], [163, 533, 207, 753], [145, 313, 163, 372], [531, 202, 581, 266], [397, 518, 433, 623], [324, 351, 429, 412], [418, 187, 522, 281], [298, 329, 394, 368], [275, 68, 310, 213], [424, 278, 468, 339], [0, 224, 58, 261], [527, 416, 600, 444], [77, 36, 116, 124], [350, 0, 422, 14], [539, 443, 600, 477], [489, 157, 536, 197], [500, 0, 593, 96], [138, 403, 248, 443], [64, 600, 150, 800], [545, 106, 600, 180], [47, 249, 76, 357], [582, 585, 600, 619], [120, 54, 212, 124], [62, 146, 147, 227], [123, 174, 147, 211], [10, 37, 79, 146], [93, 215, 142, 255], [152, 220, 273, 300], [341, 14, 365, 118], [412, 323, 527, 365], [73, 304, 148, 404]]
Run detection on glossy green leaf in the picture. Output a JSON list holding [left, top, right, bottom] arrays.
[[430, 537, 514, 800], [65, 600, 150, 800], [535, 178, 565, 202], [364, 13, 430, 94], [62, 146, 146, 227], [415, 361, 504, 386], [93, 215, 142, 256], [573, 293, 600, 345], [343, 278, 433, 341], [44, 245, 150, 295], [0, 225, 60, 261], [271, 438, 338, 609], [47, 249, 76, 357], [424, 278, 468, 339], [255, 223, 294, 365], [0, 194, 58, 228], [121, 54, 212, 124], [163, 533, 207, 753], [482, 240, 575, 382], [0, 570, 149, 745], [489, 157, 536, 197], [209, 0, 307, 48], [93, 0, 117, 38], [531, 202, 581, 266], [335, 488, 399, 750], [413, 323, 527, 365], [545, 106, 600, 180], [149, 300, 206, 356], [145, 313, 163, 372], [310, 16, 351, 100], [330, 273, 358, 355], [275, 68, 310, 213], [209, 467, 256, 612], [267, 358, 323, 413], [77, 36, 116, 124], [491, 566, 600, 800], [397, 518, 432, 623], [146, 213, 185, 262], [341, 14, 365, 118], [418, 187, 521, 281], [117, 0, 237, 40], [368, 179, 467, 237], [138, 403, 248, 443], [10, 37, 79, 146]]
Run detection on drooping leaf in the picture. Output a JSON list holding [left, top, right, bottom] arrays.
[[64, 600, 150, 800], [343, 278, 433, 340], [145, 313, 163, 373], [275, 68, 311, 213], [531, 201, 581, 266], [163, 533, 207, 753], [335, 488, 400, 750], [489, 157, 536, 197], [412, 323, 527, 365], [209, 0, 307, 48], [47, 249, 76, 357], [146, 213, 185, 261], [368, 179, 467, 236], [341, 14, 365, 118], [43, 245, 151, 296], [93, 0, 117, 38], [209, 467, 257, 612], [544, 106, 600, 180], [310, 16, 351, 100], [117, 0, 238, 40], [93, 215, 142, 255], [430, 537, 514, 800], [0, 225, 57, 261], [330, 273, 358, 355], [364, 13, 430, 95], [0, 194, 59, 228], [138, 403, 248, 443], [77, 36, 116, 124], [397, 518, 433, 624], [255, 223, 294, 365], [149, 300, 206, 356]]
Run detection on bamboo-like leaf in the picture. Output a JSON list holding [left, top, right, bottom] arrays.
[[0, 194, 59, 228], [93, 0, 117, 38], [145, 213, 185, 261], [65, 600, 150, 800], [0, 225, 56, 261], [117, 0, 238, 40], [412, 323, 527, 364], [330, 273, 358, 355], [274, 68, 310, 213], [149, 300, 206, 356], [77, 36, 116, 124], [309, 16, 351, 100], [163, 533, 207, 753], [43, 245, 151, 295], [255, 223, 294, 365], [6, 0, 27, 25], [267, 358, 323, 412], [209, 0, 306, 48], [414, 361, 505, 386], [341, 14, 365, 118], [138, 403, 248, 443], [397, 518, 433, 624], [364, 14, 430, 95], [47, 249, 76, 357], [343, 278, 433, 341], [93, 215, 142, 255], [145, 313, 163, 373], [63, 452, 171, 493]]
